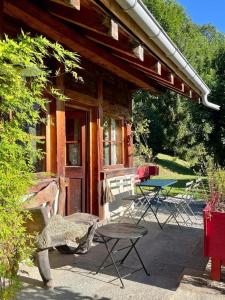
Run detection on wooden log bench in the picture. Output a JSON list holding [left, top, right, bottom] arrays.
[[23, 176, 98, 289]]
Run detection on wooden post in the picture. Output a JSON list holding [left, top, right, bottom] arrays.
[[55, 74, 66, 177], [46, 100, 57, 174], [55, 74, 66, 215], [97, 76, 104, 220], [56, 101, 66, 177], [125, 121, 133, 168]]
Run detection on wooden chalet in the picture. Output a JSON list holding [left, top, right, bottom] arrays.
[[1, 0, 217, 220]]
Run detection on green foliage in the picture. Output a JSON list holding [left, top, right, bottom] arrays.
[[208, 48, 225, 166], [154, 153, 198, 196], [0, 33, 80, 299], [132, 90, 153, 163], [206, 164, 225, 210], [133, 0, 225, 168]]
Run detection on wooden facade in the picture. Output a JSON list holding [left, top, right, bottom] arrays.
[[1, 0, 202, 219]]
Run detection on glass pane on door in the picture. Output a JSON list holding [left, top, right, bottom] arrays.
[[67, 143, 81, 166], [66, 117, 81, 166]]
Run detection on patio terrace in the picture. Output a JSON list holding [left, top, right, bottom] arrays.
[[17, 202, 225, 300]]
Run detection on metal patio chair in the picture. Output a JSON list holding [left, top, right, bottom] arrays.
[[174, 179, 206, 222], [120, 170, 156, 223], [161, 181, 195, 228], [122, 191, 156, 222]]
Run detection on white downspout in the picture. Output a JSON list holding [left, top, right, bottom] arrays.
[[115, 0, 220, 110]]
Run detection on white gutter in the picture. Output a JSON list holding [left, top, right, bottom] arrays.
[[115, 0, 220, 110]]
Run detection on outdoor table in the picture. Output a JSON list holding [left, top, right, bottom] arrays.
[[137, 179, 177, 229], [95, 223, 150, 288]]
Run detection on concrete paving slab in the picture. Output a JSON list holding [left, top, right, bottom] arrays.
[[16, 208, 225, 300]]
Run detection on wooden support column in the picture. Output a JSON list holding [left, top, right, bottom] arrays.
[[55, 75, 66, 177], [55, 74, 66, 215], [124, 121, 133, 168], [97, 76, 104, 220], [46, 100, 57, 174]]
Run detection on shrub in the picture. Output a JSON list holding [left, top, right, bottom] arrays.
[[0, 32, 80, 299]]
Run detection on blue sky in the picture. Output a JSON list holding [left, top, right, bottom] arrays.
[[176, 0, 225, 33]]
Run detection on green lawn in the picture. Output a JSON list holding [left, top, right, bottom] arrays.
[[150, 153, 198, 196]]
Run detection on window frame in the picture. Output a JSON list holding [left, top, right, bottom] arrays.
[[30, 121, 47, 173], [103, 114, 125, 168]]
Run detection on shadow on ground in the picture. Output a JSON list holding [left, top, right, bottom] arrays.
[[48, 224, 206, 290], [18, 203, 218, 300], [18, 276, 110, 300], [155, 157, 194, 175]]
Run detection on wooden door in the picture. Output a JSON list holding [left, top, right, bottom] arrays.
[[65, 109, 88, 214]]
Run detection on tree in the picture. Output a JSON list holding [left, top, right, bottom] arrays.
[[208, 48, 225, 166], [133, 0, 224, 167]]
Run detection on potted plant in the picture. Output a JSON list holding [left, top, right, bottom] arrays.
[[203, 168, 225, 280]]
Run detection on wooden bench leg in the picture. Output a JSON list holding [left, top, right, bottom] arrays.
[[36, 249, 54, 289], [211, 257, 221, 281]]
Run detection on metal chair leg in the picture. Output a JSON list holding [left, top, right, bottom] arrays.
[[162, 203, 182, 230]]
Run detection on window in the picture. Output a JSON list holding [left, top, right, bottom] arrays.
[[66, 117, 81, 166], [103, 116, 123, 166], [29, 123, 46, 172]]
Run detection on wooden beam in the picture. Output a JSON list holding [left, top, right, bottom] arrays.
[[132, 44, 144, 61], [47, 1, 108, 36], [65, 89, 98, 107], [4, 0, 160, 93], [170, 73, 174, 85], [109, 19, 118, 40], [153, 61, 161, 75], [51, 0, 80, 10], [133, 64, 193, 98], [86, 30, 137, 58], [113, 51, 157, 74], [98, 0, 202, 97], [181, 83, 185, 92], [113, 52, 168, 81]]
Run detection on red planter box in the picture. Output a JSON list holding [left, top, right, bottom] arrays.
[[204, 194, 225, 280]]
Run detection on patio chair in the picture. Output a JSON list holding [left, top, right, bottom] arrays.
[[173, 179, 206, 223], [161, 181, 195, 228], [120, 166, 157, 222]]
